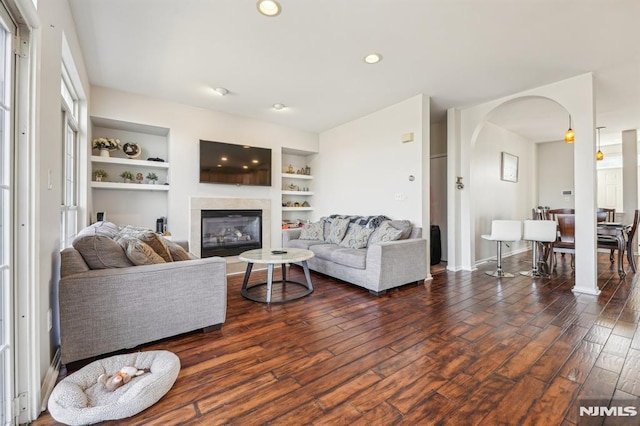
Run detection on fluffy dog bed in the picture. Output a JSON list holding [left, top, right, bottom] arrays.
[[48, 350, 180, 425]]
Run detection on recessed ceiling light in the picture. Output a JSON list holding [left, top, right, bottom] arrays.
[[214, 87, 229, 96], [257, 0, 281, 17], [221, 157, 228, 161], [364, 53, 382, 64], [273, 103, 286, 110], [242, 165, 249, 169], [252, 159, 259, 164]]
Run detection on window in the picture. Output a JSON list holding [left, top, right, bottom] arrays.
[[60, 65, 79, 249]]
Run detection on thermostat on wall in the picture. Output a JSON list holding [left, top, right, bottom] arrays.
[[561, 190, 574, 196]]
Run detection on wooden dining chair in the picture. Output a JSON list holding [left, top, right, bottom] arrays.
[[598, 209, 640, 273], [546, 208, 575, 222], [551, 214, 575, 270]]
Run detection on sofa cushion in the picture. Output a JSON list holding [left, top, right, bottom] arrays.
[[326, 218, 350, 244], [60, 248, 90, 278], [72, 235, 134, 270], [299, 220, 324, 241], [339, 223, 374, 249], [115, 235, 166, 266], [119, 226, 173, 262], [331, 247, 367, 269], [77, 221, 120, 239], [287, 239, 328, 250], [369, 221, 404, 245], [309, 244, 341, 261]]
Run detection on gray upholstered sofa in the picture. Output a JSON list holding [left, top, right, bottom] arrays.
[[283, 215, 427, 295], [59, 222, 227, 364]]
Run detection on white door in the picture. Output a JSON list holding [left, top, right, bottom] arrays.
[[0, 4, 15, 424]]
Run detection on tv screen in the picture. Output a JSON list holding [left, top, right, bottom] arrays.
[[199, 140, 272, 186]]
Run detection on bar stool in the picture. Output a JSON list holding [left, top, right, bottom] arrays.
[[481, 220, 522, 277], [519, 220, 557, 278]]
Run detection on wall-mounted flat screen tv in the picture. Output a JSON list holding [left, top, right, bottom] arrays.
[[199, 140, 272, 186]]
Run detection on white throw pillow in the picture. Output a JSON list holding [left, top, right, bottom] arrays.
[[369, 221, 403, 245], [326, 218, 350, 244], [339, 223, 374, 249], [299, 220, 324, 240]]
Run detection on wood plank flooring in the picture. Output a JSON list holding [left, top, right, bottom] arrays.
[[32, 251, 640, 425]]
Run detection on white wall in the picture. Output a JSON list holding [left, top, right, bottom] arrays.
[[537, 140, 575, 208], [36, 0, 91, 383], [315, 94, 428, 227], [89, 87, 319, 246], [473, 122, 535, 262]]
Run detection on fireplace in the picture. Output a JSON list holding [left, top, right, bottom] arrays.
[[201, 209, 262, 257]]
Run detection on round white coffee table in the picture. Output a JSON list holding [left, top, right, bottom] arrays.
[[239, 248, 315, 303]]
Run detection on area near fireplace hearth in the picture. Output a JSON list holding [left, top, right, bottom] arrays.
[[190, 197, 272, 274]]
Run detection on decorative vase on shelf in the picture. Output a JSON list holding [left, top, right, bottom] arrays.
[[99, 149, 110, 158], [95, 176, 102, 182]]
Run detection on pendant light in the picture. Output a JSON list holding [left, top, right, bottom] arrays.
[[596, 126, 605, 161], [564, 115, 575, 143]]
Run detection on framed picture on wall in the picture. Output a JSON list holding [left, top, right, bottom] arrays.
[[501, 152, 518, 183]]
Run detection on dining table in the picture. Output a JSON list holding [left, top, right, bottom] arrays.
[[597, 222, 632, 277]]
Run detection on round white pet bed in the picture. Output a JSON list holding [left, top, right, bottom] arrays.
[[48, 350, 180, 425]]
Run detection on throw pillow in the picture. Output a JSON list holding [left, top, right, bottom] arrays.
[[72, 235, 134, 269], [115, 235, 166, 266], [339, 223, 374, 249], [162, 238, 194, 261], [388, 220, 413, 239], [326, 218, 350, 244], [368, 221, 403, 245], [119, 226, 173, 262], [299, 220, 324, 241]]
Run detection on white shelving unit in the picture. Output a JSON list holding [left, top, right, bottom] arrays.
[[90, 117, 170, 228], [281, 150, 316, 225]]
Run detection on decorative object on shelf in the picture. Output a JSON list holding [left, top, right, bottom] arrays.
[[92, 138, 120, 157], [147, 157, 165, 162], [135, 173, 144, 184], [286, 164, 294, 174], [304, 165, 311, 175], [146, 172, 159, 184], [302, 201, 310, 207], [93, 169, 108, 182], [122, 142, 141, 159], [120, 171, 134, 183]]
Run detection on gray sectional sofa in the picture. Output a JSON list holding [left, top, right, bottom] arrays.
[[283, 215, 427, 295], [59, 222, 227, 364]]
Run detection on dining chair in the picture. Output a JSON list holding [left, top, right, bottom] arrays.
[[481, 220, 522, 277], [551, 214, 575, 270], [545, 208, 575, 222], [597, 207, 616, 222], [520, 220, 557, 278], [598, 209, 640, 273]]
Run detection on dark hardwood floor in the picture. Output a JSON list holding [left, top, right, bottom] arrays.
[[32, 251, 640, 425]]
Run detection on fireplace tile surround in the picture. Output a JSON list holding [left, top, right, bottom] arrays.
[[190, 198, 272, 270]]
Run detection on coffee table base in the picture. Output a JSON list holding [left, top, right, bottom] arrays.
[[241, 261, 314, 303]]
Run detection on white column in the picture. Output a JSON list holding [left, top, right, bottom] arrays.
[[622, 129, 638, 253]]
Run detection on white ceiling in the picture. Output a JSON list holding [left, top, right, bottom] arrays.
[[67, 0, 640, 145]]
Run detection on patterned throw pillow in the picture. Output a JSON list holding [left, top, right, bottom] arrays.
[[299, 220, 324, 241], [326, 218, 350, 244], [115, 235, 166, 266], [339, 223, 374, 249], [368, 221, 403, 245]]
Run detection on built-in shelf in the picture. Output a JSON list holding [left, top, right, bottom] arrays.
[[282, 173, 313, 180], [282, 207, 313, 212], [91, 155, 170, 168], [282, 191, 314, 196], [91, 181, 170, 191]]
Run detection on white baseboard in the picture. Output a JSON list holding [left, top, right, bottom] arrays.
[[40, 348, 61, 412]]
